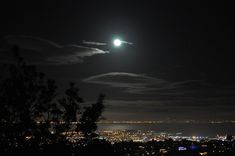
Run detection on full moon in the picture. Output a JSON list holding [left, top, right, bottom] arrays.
[[113, 39, 122, 47]]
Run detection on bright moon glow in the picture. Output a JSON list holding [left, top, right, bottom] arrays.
[[113, 39, 122, 47]]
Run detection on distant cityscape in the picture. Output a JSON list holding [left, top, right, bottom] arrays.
[[63, 130, 235, 155], [97, 120, 235, 124], [64, 130, 233, 143]]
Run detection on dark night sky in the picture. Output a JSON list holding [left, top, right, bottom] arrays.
[[0, 0, 234, 121]]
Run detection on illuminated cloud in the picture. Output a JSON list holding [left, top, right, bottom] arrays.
[[82, 40, 107, 46], [82, 72, 168, 94], [1, 35, 109, 65]]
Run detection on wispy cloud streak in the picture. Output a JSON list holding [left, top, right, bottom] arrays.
[[82, 40, 107, 46], [1, 35, 109, 65], [82, 72, 168, 94]]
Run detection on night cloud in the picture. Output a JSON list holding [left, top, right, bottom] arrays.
[[94, 78, 235, 120], [82, 72, 168, 94], [82, 40, 107, 46], [103, 98, 235, 120], [82, 73, 214, 95], [1, 35, 109, 65], [82, 72, 235, 104]]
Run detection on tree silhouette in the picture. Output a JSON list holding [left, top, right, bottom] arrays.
[[0, 46, 107, 154], [0, 46, 59, 145], [79, 94, 105, 140], [34, 79, 57, 121], [58, 82, 83, 133], [34, 79, 58, 140]]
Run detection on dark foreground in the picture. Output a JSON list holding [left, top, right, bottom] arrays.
[[1, 139, 234, 156]]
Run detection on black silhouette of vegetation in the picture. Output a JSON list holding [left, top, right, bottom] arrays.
[[0, 46, 110, 155], [79, 94, 105, 140]]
